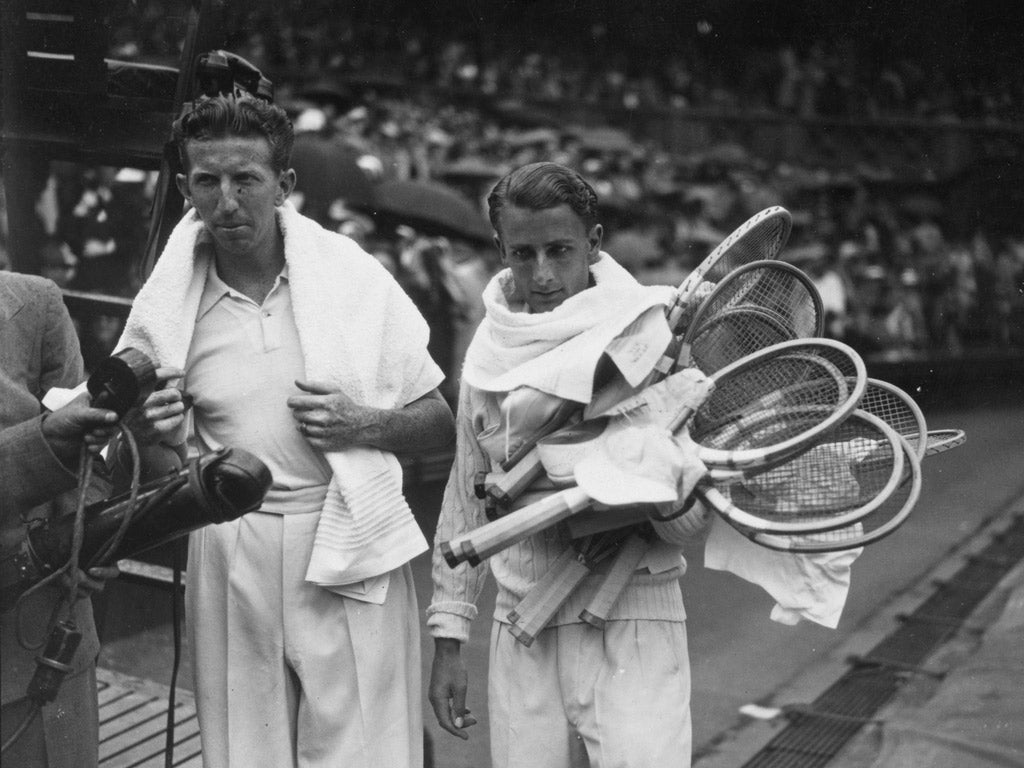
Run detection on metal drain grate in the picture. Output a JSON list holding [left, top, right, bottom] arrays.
[[740, 512, 1024, 768]]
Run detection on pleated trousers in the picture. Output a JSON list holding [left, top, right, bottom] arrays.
[[488, 619, 692, 768], [186, 510, 422, 768]]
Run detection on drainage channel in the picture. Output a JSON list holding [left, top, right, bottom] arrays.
[[738, 511, 1024, 768]]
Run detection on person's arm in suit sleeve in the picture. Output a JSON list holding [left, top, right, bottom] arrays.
[[0, 282, 117, 522]]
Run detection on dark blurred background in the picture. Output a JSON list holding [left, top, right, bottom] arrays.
[[2, 0, 1022, 396]]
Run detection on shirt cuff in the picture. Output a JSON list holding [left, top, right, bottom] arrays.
[[425, 601, 478, 644]]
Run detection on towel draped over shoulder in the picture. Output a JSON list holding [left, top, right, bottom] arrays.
[[116, 201, 444, 585]]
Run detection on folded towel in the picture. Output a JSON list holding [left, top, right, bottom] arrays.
[[116, 201, 443, 585], [463, 252, 674, 402]]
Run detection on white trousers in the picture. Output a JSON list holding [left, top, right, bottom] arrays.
[[488, 619, 692, 768], [186, 511, 422, 768]]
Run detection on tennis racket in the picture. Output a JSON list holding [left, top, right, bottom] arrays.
[[732, 431, 922, 552], [505, 531, 626, 646], [707, 375, 926, 478], [440, 486, 592, 568], [854, 378, 928, 460], [839, 380, 965, 459], [921, 428, 967, 456], [578, 529, 650, 629], [667, 206, 794, 334], [696, 408, 906, 534], [682, 338, 867, 470], [675, 259, 823, 373]]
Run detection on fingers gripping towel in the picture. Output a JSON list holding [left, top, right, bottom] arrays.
[[116, 201, 443, 585]]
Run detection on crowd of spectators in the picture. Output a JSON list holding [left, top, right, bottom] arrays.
[[113, 2, 1024, 124], [2, 2, 1022, 384]]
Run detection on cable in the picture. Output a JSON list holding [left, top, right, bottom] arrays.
[[1, 701, 40, 754]]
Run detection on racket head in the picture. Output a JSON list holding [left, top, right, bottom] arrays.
[[681, 307, 798, 375], [679, 259, 823, 373], [668, 207, 793, 331], [857, 378, 928, 460], [702, 408, 906, 534], [689, 338, 868, 469], [684, 259, 824, 342], [741, 432, 922, 552], [920, 428, 967, 456]]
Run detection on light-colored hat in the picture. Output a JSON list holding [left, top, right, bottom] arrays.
[[574, 423, 684, 506]]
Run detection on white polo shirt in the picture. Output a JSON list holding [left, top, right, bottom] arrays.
[[185, 256, 331, 514]]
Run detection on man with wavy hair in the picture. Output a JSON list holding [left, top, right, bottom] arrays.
[[428, 162, 702, 768], [124, 94, 453, 768]]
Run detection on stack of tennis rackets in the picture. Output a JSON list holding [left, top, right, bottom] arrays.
[[439, 205, 966, 644]]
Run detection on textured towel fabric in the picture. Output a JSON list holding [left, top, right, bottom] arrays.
[[116, 201, 443, 585], [462, 252, 675, 402]]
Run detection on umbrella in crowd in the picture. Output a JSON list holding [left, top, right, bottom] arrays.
[[357, 179, 494, 244], [289, 132, 377, 217]]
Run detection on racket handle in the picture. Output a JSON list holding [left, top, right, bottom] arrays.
[[508, 547, 591, 647], [441, 486, 592, 568], [487, 449, 546, 506], [579, 531, 650, 629]]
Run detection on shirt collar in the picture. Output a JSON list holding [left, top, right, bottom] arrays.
[[195, 230, 289, 320]]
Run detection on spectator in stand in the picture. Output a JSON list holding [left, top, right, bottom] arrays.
[[806, 249, 850, 342]]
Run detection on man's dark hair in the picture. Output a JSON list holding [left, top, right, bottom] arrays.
[[487, 162, 600, 235], [172, 94, 294, 173]]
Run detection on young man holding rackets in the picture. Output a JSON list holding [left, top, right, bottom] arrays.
[[427, 162, 705, 768]]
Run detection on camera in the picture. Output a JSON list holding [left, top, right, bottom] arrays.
[[1, 446, 271, 612]]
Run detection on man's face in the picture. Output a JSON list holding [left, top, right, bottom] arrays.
[[495, 203, 602, 313], [176, 136, 294, 259]]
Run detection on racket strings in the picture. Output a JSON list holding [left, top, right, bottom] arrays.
[[695, 263, 822, 339], [853, 379, 928, 460], [684, 310, 797, 375], [692, 355, 853, 450], [728, 415, 902, 521], [701, 216, 792, 286], [748, 434, 923, 551]]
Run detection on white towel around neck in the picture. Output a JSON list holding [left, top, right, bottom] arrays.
[[462, 252, 675, 402], [116, 201, 444, 585]]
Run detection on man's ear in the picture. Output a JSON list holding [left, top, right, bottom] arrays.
[[277, 169, 297, 206], [587, 223, 604, 264], [175, 173, 190, 203]]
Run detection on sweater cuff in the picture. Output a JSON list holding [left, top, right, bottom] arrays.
[[425, 601, 478, 644]]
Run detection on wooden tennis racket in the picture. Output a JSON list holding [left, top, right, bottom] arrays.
[[666, 206, 794, 334], [732, 432, 923, 552], [675, 259, 823, 373], [697, 409, 906, 534]]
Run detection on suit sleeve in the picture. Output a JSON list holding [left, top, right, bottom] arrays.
[[0, 282, 85, 522]]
